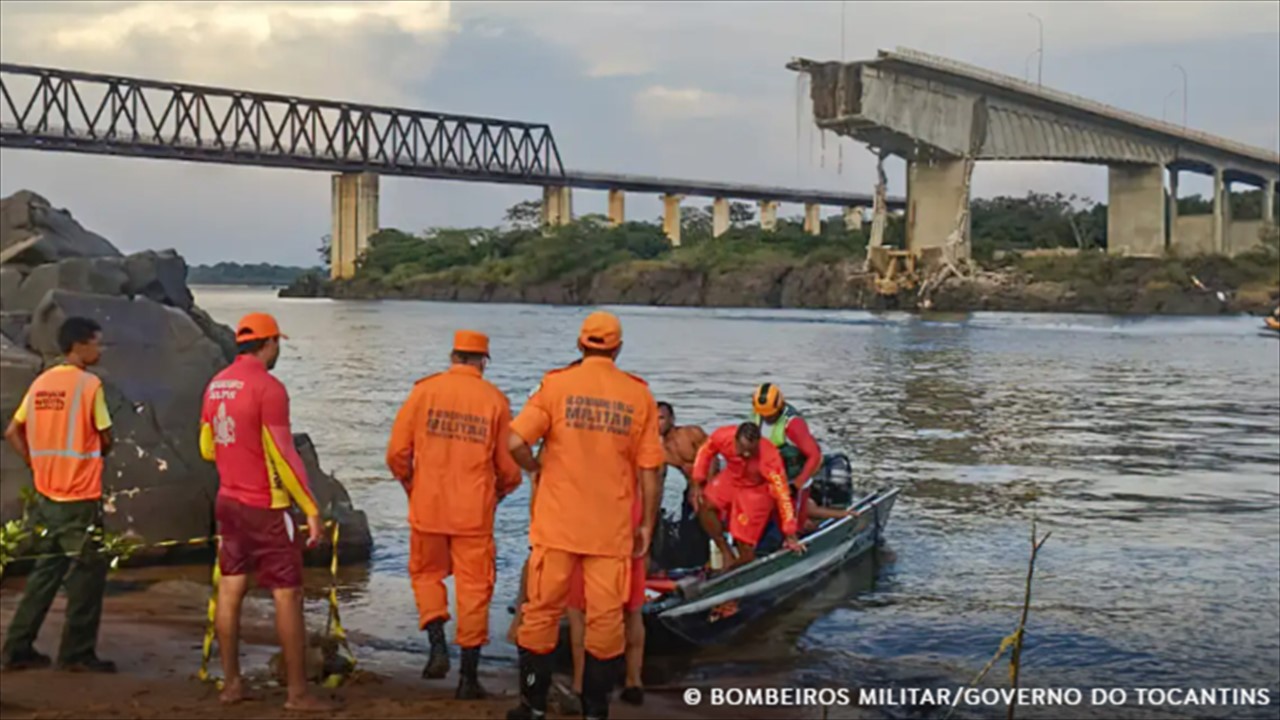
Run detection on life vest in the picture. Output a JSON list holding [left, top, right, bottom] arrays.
[[25, 366, 105, 502], [752, 403, 809, 483]]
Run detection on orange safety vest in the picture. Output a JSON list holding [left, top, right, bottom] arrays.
[[25, 367, 106, 502]]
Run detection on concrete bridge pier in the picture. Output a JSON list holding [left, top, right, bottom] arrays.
[[906, 158, 969, 255], [330, 171, 379, 280], [542, 186, 573, 227], [844, 206, 865, 232], [1107, 163, 1166, 257], [1212, 168, 1227, 254], [608, 189, 625, 226], [712, 197, 730, 237], [759, 201, 779, 232], [803, 203, 821, 235], [662, 194, 683, 246], [1265, 179, 1277, 224]]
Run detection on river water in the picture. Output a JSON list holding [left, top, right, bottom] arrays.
[[192, 287, 1280, 719]]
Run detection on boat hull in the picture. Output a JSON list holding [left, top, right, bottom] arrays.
[[644, 486, 899, 650]]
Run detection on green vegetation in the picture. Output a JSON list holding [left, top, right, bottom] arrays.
[[352, 199, 894, 289], [188, 262, 319, 286], [341, 192, 1275, 302]]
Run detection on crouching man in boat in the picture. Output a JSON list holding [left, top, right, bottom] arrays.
[[752, 383, 856, 536], [690, 423, 805, 570]]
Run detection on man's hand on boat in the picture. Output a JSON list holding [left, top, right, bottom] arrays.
[[687, 484, 705, 510], [783, 534, 807, 555]]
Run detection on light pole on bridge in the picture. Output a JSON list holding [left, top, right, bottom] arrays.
[[1173, 63, 1188, 130], [1027, 13, 1044, 87]]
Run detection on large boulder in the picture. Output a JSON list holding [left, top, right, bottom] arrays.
[[0, 266, 23, 309], [124, 249, 194, 311], [12, 257, 130, 312], [0, 335, 41, 520], [30, 290, 226, 488], [0, 190, 121, 264], [0, 191, 373, 565]]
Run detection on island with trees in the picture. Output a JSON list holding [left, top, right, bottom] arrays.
[[280, 192, 1279, 315]]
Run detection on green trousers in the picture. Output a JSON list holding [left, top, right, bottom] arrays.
[[2, 497, 107, 664]]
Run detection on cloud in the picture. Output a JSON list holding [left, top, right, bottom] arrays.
[[0, 1, 453, 103], [634, 85, 745, 122], [1, 1, 1276, 265]]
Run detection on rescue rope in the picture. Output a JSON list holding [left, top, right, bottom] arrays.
[[195, 521, 356, 690], [0, 514, 354, 690]]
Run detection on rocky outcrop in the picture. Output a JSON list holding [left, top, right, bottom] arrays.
[[0, 190, 372, 565], [0, 190, 121, 264]]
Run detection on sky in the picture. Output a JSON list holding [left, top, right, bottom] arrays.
[[1, 0, 1277, 266]]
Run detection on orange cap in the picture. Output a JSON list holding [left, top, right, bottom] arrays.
[[579, 311, 622, 351], [453, 329, 490, 357], [235, 312, 287, 343]]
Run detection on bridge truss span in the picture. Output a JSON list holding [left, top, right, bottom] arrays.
[[0, 62, 566, 182]]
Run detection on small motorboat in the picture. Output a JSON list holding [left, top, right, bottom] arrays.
[[641, 456, 899, 650]]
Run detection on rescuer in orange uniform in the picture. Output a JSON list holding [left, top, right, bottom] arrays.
[[2, 317, 116, 673], [507, 311, 664, 720], [691, 423, 804, 569], [386, 330, 522, 699]]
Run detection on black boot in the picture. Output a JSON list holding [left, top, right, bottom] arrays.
[[422, 619, 450, 679], [506, 648, 552, 720], [455, 646, 487, 700], [582, 653, 621, 720]]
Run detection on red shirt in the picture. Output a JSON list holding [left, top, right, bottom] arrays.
[[199, 355, 317, 516]]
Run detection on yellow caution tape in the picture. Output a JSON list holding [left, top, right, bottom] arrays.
[[196, 556, 223, 689], [321, 522, 357, 688]]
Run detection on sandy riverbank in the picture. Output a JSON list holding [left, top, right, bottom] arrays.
[[0, 574, 802, 720]]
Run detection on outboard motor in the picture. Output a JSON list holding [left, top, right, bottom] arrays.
[[811, 453, 855, 508]]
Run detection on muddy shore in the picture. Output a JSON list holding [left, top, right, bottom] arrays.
[[0, 573, 807, 720]]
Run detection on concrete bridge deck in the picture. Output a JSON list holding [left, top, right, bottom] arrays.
[[791, 47, 1279, 261]]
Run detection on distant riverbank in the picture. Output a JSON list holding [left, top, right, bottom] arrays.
[[281, 252, 1279, 316]]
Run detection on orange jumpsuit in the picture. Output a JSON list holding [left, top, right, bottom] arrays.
[[692, 426, 798, 546], [387, 364, 522, 649], [511, 356, 664, 660]]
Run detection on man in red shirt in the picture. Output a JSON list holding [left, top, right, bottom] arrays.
[[751, 383, 823, 530], [198, 313, 331, 712], [691, 423, 804, 570]]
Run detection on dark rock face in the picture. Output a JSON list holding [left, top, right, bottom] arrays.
[[0, 190, 122, 264], [0, 190, 372, 565]]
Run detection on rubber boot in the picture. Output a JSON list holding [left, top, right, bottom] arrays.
[[506, 648, 552, 720], [422, 619, 450, 679], [456, 646, 487, 700], [581, 653, 621, 720]]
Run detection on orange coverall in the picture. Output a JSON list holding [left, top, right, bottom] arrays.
[[511, 357, 665, 660], [386, 364, 522, 649], [692, 425, 798, 546]]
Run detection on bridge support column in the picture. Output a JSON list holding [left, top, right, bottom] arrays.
[[803, 203, 821, 236], [1265, 179, 1276, 225], [542, 186, 573, 227], [1167, 168, 1179, 252], [607, 189, 625, 226], [1106, 163, 1165, 257], [662, 194, 683, 247], [843, 206, 864, 232], [758, 200, 779, 232], [712, 197, 730, 238], [330, 172, 379, 280], [906, 159, 969, 257], [1212, 168, 1227, 255]]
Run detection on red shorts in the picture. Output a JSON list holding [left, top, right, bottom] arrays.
[[704, 473, 776, 546], [215, 495, 303, 590], [567, 554, 646, 613]]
